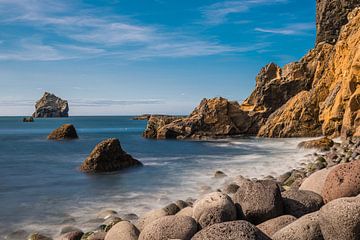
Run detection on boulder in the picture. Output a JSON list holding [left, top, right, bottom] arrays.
[[298, 137, 334, 150], [299, 167, 332, 196], [104, 221, 139, 240], [192, 192, 237, 228], [139, 215, 197, 240], [80, 231, 106, 240], [281, 190, 324, 218], [257, 215, 297, 237], [60, 231, 83, 240], [137, 204, 180, 231], [79, 138, 142, 173], [319, 196, 360, 239], [47, 124, 79, 140], [191, 220, 271, 240], [322, 160, 360, 203], [176, 207, 193, 217], [27, 233, 52, 240], [33, 92, 69, 118], [143, 115, 183, 139], [23, 117, 34, 122], [272, 212, 323, 240], [232, 179, 284, 224]]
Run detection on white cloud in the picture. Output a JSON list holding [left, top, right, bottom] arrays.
[[255, 23, 314, 35], [201, 0, 287, 25], [0, 0, 268, 61]]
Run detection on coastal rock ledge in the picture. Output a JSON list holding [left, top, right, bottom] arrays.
[[32, 92, 69, 118], [80, 138, 142, 173]]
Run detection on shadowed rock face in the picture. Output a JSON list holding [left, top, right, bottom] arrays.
[[143, 115, 184, 139], [80, 138, 142, 173], [33, 92, 69, 118], [316, 0, 360, 45]]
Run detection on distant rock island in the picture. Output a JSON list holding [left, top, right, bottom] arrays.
[[144, 1, 360, 140], [32, 92, 69, 118]]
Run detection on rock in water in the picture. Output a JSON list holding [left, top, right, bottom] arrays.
[[23, 117, 34, 122], [47, 124, 79, 140], [298, 137, 334, 150], [143, 115, 183, 139], [79, 138, 142, 173], [33, 92, 69, 118]]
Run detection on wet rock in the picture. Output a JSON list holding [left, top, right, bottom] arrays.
[[33, 92, 69, 118], [47, 124, 78, 140], [272, 212, 323, 240], [28, 233, 52, 240], [319, 196, 360, 239], [191, 220, 271, 240], [60, 231, 83, 240], [175, 200, 189, 209], [81, 231, 106, 240], [79, 138, 142, 173], [282, 190, 324, 218], [193, 192, 237, 228], [299, 167, 332, 196], [282, 169, 306, 189], [233, 179, 284, 224], [121, 213, 138, 221], [163, 203, 180, 215], [322, 160, 360, 203], [298, 137, 334, 150], [223, 183, 240, 195], [60, 226, 82, 235], [23, 117, 34, 122], [102, 217, 122, 232], [214, 170, 227, 178], [257, 215, 297, 237], [139, 215, 197, 240], [104, 221, 139, 240]]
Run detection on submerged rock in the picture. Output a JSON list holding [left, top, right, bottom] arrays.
[[33, 92, 69, 118], [47, 124, 79, 140], [79, 138, 142, 173], [23, 117, 34, 122]]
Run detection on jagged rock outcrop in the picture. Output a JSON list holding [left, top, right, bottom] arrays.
[[143, 115, 184, 139], [33, 92, 69, 118], [316, 0, 360, 45], [80, 138, 142, 173], [155, 97, 251, 139]]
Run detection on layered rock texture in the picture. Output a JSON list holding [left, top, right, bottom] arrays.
[[33, 92, 69, 118], [144, 1, 360, 140], [80, 138, 142, 173]]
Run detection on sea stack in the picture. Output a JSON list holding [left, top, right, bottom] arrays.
[[47, 124, 79, 140], [33, 92, 69, 118], [80, 138, 142, 173]]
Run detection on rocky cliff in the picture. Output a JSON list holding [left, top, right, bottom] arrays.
[[144, 1, 360, 140], [32, 92, 69, 118]]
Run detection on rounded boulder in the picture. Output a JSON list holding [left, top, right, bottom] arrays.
[[104, 221, 139, 240], [139, 215, 197, 240], [257, 215, 297, 237], [282, 190, 323, 217], [299, 167, 332, 196], [47, 124, 78, 140], [193, 192, 237, 228]]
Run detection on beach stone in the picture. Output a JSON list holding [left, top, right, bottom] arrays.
[[257, 215, 297, 237], [28, 233, 52, 240], [193, 192, 237, 228], [272, 212, 323, 240], [23, 117, 34, 122], [233, 179, 284, 224], [175, 200, 189, 209], [322, 160, 360, 203], [59, 231, 84, 240], [191, 220, 271, 240], [222, 183, 240, 194], [163, 203, 180, 215], [282, 190, 324, 217], [79, 138, 142, 173], [299, 167, 332, 196], [176, 207, 193, 217], [319, 196, 360, 240], [104, 221, 139, 240], [81, 231, 106, 240], [102, 217, 122, 232], [139, 215, 197, 240], [47, 124, 78, 140], [298, 137, 334, 150], [214, 170, 227, 178], [282, 169, 306, 189], [121, 213, 139, 221]]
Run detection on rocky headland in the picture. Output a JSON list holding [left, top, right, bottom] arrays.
[[144, 0, 360, 140], [33, 92, 69, 118]]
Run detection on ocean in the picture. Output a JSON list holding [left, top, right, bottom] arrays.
[[0, 116, 314, 238]]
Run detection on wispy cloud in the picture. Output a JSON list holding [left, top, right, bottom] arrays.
[[201, 0, 287, 25], [255, 23, 314, 35], [0, 0, 267, 61]]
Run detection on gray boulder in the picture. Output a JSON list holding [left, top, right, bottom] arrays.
[[233, 179, 284, 224], [191, 220, 271, 240], [193, 192, 237, 228], [282, 190, 324, 217], [139, 215, 197, 240], [257, 215, 297, 237], [104, 221, 139, 240]]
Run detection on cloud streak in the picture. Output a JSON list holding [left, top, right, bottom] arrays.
[[255, 23, 314, 35], [201, 0, 287, 25]]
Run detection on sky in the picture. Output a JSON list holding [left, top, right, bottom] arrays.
[[0, 0, 316, 116]]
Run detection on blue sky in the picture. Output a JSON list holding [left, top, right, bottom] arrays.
[[0, 0, 316, 116]]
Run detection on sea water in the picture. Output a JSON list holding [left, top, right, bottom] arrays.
[[0, 116, 315, 238]]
